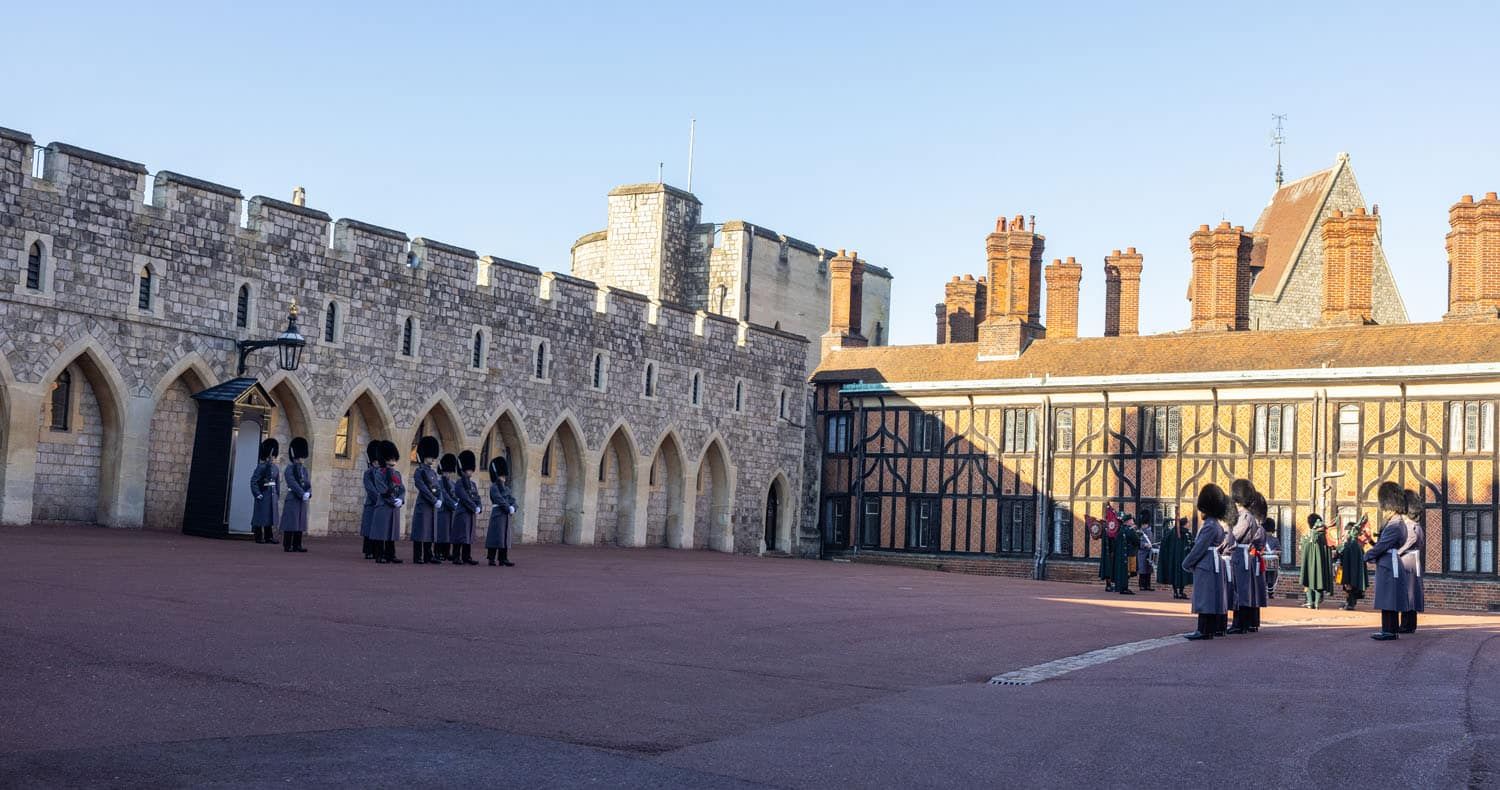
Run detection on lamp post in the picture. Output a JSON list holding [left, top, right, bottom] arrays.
[[237, 300, 306, 376]]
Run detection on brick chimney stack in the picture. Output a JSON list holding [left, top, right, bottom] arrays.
[[1446, 192, 1500, 320], [1103, 247, 1144, 337], [822, 249, 868, 356], [942, 274, 986, 343], [1189, 222, 1253, 331], [934, 302, 948, 343], [1320, 208, 1377, 325], [1043, 257, 1083, 340], [979, 215, 1046, 357]]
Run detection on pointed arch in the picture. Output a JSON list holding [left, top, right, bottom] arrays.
[[34, 338, 130, 526], [536, 412, 587, 544], [476, 405, 529, 519], [262, 372, 316, 462], [143, 355, 216, 530], [332, 381, 397, 441], [407, 390, 467, 460], [764, 471, 792, 553], [595, 421, 640, 546], [694, 436, 735, 552], [646, 431, 687, 548], [325, 383, 397, 534], [148, 353, 217, 403]]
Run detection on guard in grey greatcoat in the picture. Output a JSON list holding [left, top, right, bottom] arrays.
[[1183, 483, 1231, 640], [450, 450, 481, 565], [409, 436, 442, 564], [280, 436, 311, 553], [435, 453, 459, 563], [1364, 481, 1410, 640], [371, 440, 406, 564], [250, 438, 281, 545], [360, 441, 381, 559], [485, 457, 518, 566], [1399, 489, 1427, 634], [1225, 479, 1264, 635]]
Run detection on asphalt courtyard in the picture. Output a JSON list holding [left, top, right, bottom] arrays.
[[1, 526, 1497, 789]]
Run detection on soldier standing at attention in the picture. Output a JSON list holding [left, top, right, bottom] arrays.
[[450, 450, 481, 565], [373, 440, 405, 564], [435, 453, 459, 564], [361, 441, 381, 560], [1183, 484, 1230, 641], [1224, 480, 1260, 635], [409, 436, 442, 564], [280, 437, 311, 553], [1365, 482, 1410, 640], [250, 438, 280, 545], [486, 457, 518, 566], [1399, 490, 1427, 634]]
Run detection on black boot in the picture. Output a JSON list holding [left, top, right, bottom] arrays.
[[1372, 610, 1400, 640], [413, 543, 425, 564], [1214, 614, 1228, 637], [1227, 607, 1249, 634], [263, 527, 275, 545], [253, 526, 265, 544], [1185, 613, 1214, 640], [293, 532, 306, 552], [487, 547, 497, 566], [437, 542, 449, 561], [500, 548, 514, 567], [452, 544, 464, 565], [1399, 611, 1417, 634], [386, 540, 402, 564], [363, 538, 373, 559], [283, 532, 292, 552], [463, 544, 478, 565], [424, 542, 436, 564]]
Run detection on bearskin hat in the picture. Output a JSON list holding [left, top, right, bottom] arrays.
[[289, 436, 309, 461], [439, 453, 459, 474], [366, 440, 382, 465], [1229, 478, 1256, 507], [1307, 513, 1324, 529], [1247, 491, 1268, 520], [259, 438, 279, 461], [1195, 483, 1228, 520], [1377, 481, 1405, 515], [459, 450, 477, 473], [381, 439, 401, 464], [1404, 489, 1424, 520], [417, 435, 440, 461], [489, 456, 509, 480]]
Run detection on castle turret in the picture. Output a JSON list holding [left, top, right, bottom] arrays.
[[604, 183, 704, 306]]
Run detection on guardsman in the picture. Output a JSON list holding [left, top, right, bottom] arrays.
[[1158, 517, 1193, 599], [361, 441, 381, 559], [1183, 484, 1231, 641], [435, 453, 459, 564], [486, 457, 518, 566], [280, 436, 311, 553], [1136, 517, 1155, 591], [1399, 490, 1427, 634], [409, 436, 442, 564], [250, 438, 280, 545], [1224, 480, 1260, 635], [450, 450, 481, 565], [1364, 482, 1409, 641], [372, 440, 405, 564]]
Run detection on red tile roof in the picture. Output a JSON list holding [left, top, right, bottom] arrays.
[[1248, 163, 1340, 299]]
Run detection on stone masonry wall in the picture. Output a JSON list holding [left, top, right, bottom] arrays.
[[0, 127, 810, 557], [33, 363, 101, 523]]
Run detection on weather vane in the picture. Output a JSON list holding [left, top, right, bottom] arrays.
[[1271, 114, 1287, 188]]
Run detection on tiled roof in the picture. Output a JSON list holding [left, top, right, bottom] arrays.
[[1248, 162, 1341, 299], [811, 321, 1499, 385]]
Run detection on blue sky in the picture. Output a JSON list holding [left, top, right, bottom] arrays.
[[8, 1, 1498, 344]]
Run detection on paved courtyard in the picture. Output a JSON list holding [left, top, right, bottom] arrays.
[[0, 526, 1497, 789]]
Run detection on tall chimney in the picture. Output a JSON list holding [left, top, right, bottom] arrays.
[[822, 249, 868, 356], [1446, 192, 1500, 320], [979, 215, 1046, 357], [943, 274, 985, 343], [1103, 247, 1144, 337], [935, 302, 948, 344], [1044, 257, 1083, 339], [1321, 208, 1376, 325], [1190, 222, 1253, 331]]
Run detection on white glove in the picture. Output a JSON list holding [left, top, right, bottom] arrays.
[[303, 493, 310, 501], [436, 500, 444, 510], [394, 498, 404, 508], [255, 495, 261, 501], [508, 506, 516, 515]]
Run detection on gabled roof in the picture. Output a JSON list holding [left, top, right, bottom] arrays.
[[811, 320, 1500, 387], [193, 378, 275, 407], [1248, 157, 1344, 299]]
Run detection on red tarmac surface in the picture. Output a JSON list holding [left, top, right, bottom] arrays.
[[1, 525, 1497, 788]]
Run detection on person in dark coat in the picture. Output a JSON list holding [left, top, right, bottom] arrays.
[[485, 457, 518, 566], [1338, 517, 1370, 610], [1136, 519, 1155, 591], [1183, 484, 1231, 640], [280, 436, 311, 553], [1364, 482, 1410, 640], [450, 450, 481, 565], [250, 438, 280, 545], [1225, 480, 1264, 634], [409, 436, 442, 564], [1117, 517, 1139, 595], [372, 440, 405, 564], [1299, 514, 1333, 609], [361, 440, 381, 560], [435, 453, 459, 563], [1097, 516, 1115, 590], [1399, 490, 1427, 634], [1158, 517, 1193, 599], [1263, 520, 1281, 596]]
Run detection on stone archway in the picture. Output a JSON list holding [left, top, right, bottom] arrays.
[[537, 418, 585, 544], [266, 376, 314, 464], [33, 344, 128, 526], [408, 394, 465, 463], [764, 473, 791, 553], [595, 425, 638, 546], [694, 438, 734, 552], [327, 387, 396, 534], [478, 409, 528, 521], [144, 361, 213, 530], [646, 433, 686, 547]]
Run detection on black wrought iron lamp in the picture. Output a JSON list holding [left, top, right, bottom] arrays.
[[236, 300, 307, 376]]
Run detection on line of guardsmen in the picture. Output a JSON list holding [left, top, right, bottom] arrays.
[[245, 435, 520, 567], [1091, 478, 1428, 642]]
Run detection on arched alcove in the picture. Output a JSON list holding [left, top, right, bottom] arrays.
[[478, 409, 528, 519], [33, 343, 128, 525], [537, 418, 585, 544], [646, 433, 686, 547], [144, 359, 213, 530], [694, 438, 733, 552], [595, 425, 638, 545], [328, 386, 396, 533]]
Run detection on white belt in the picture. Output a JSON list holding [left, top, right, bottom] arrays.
[[1391, 551, 1400, 579]]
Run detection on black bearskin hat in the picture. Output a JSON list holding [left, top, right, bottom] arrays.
[[1195, 483, 1228, 520], [417, 435, 440, 461], [1229, 478, 1256, 507], [489, 456, 509, 481], [439, 453, 459, 474], [289, 436, 309, 461], [1404, 489, 1424, 520], [1377, 481, 1405, 515], [1307, 513, 1324, 530], [259, 438, 279, 461], [366, 440, 382, 465], [459, 450, 477, 473], [381, 439, 401, 464], [1248, 491, 1268, 520]]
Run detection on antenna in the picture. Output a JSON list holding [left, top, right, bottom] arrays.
[[1271, 113, 1287, 187], [658, 161, 663, 184], [687, 117, 696, 192]]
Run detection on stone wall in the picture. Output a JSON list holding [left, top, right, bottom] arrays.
[[33, 363, 102, 523], [143, 373, 198, 530], [0, 127, 810, 558]]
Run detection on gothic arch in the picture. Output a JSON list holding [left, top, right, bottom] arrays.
[[262, 371, 316, 451], [694, 437, 735, 552], [408, 390, 467, 459], [646, 431, 687, 548], [35, 338, 130, 526], [764, 471, 792, 553], [476, 405, 528, 515], [332, 381, 397, 442], [595, 422, 640, 546], [325, 383, 397, 534], [537, 413, 587, 544], [143, 357, 214, 530], [148, 353, 217, 403]]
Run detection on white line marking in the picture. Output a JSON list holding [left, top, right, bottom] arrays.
[[988, 634, 1187, 685]]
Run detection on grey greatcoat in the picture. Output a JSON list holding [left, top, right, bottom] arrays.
[[280, 460, 310, 533], [451, 475, 480, 545], [1228, 507, 1267, 608], [1400, 516, 1426, 612], [1183, 517, 1229, 614], [1217, 512, 1238, 608], [250, 461, 280, 527], [409, 463, 441, 543], [486, 481, 517, 549], [435, 476, 457, 543], [360, 464, 377, 539], [369, 466, 404, 542], [1364, 516, 1409, 612]]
